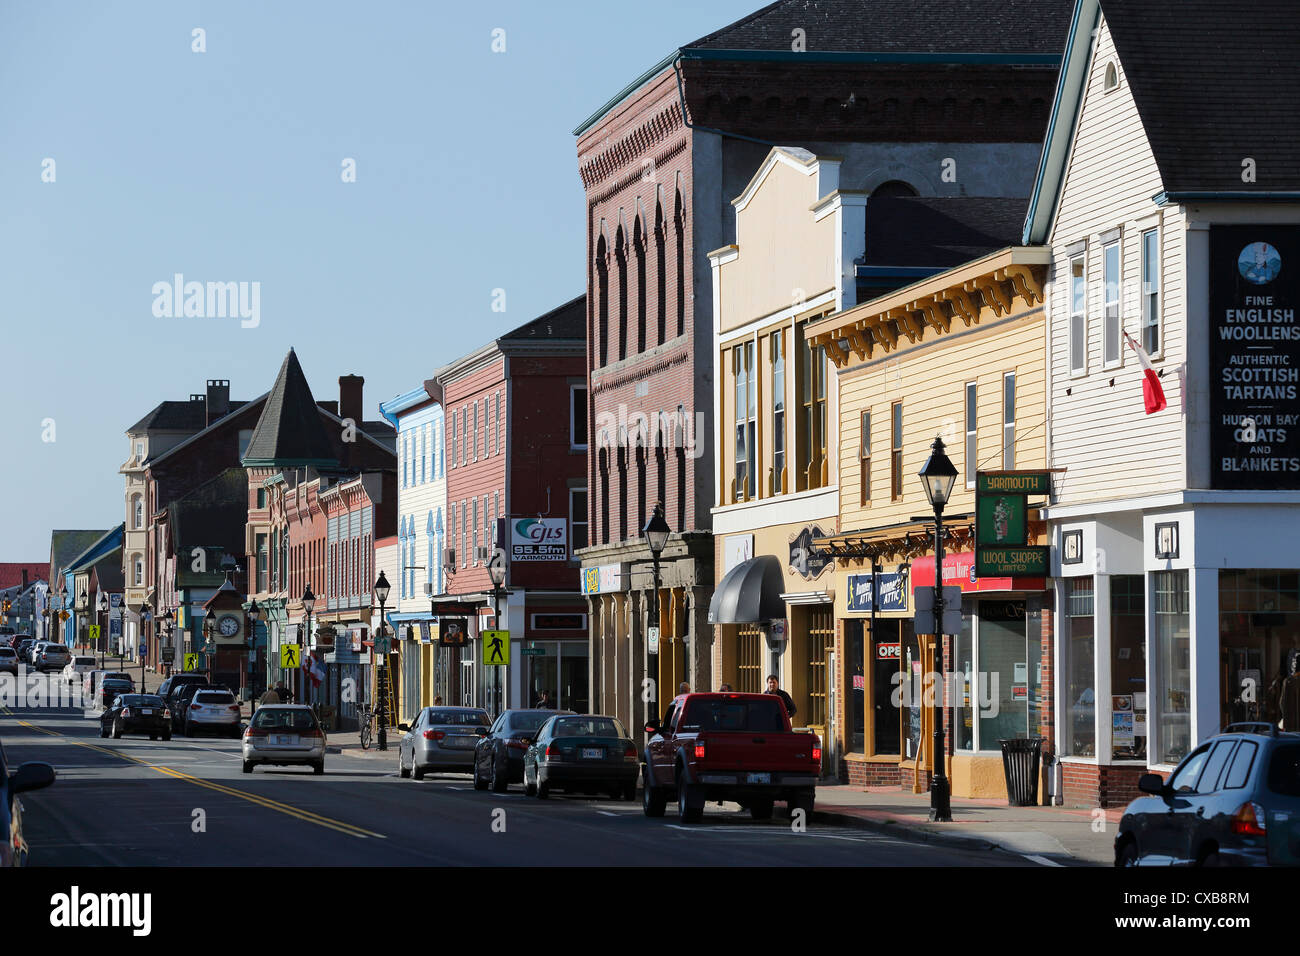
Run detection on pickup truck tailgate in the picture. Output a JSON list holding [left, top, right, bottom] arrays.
[[697, 732, 819, 773]]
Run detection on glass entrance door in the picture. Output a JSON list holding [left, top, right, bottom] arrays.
[[525, 640, 589, 712]]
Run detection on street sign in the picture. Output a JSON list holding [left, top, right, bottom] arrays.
[[138, 643, 147, 657], [647, 626, 660, 654], [280, 644, 301, 669], [520, 646, 545, 657], [183, 653, 200, 672], [59, 610, 70, 622], [976, 472, 1052, 495], [481, 629, 510, 666], [88, 624, 100, 642]]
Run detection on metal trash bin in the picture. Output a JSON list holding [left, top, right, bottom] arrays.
[[999, 736, 1045, 806]]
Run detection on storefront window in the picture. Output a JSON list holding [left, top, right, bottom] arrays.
[[1155, 570, 1191, 764], [873, 619, 905, 756], [977, 600, 1039, 749], [1219, 569, 1300, 729], [1066, 578, 1095, 756], [1111, 576, 1147, 760], [847, 620, 865, 754], [902, 627, 922, 759], [954, 603, 974, 751]]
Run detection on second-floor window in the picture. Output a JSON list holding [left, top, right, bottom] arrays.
[[571, 385, 588, 451], [571, 487, 588, 552], [772, 331, 786, 495], [798, 328, 827, 491], [133, 496, 144, 529], [1003, 372, 1017, 469], [1142, 228, 1160, 355], [1069, 255, 1086, 374], [1103, 240, 1121, 365], [859, 410, 871, 506], [890, 402, 903, 500], [965, 382, 977, 488], [733, 341, 756, 501]]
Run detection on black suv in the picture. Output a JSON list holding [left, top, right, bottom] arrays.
[[1116, 722, 1300, 866]]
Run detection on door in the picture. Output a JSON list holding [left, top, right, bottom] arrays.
[[1173, 739, 1238, 864], [1143, 743, 1211, 864], [559, 641, 589, 713]]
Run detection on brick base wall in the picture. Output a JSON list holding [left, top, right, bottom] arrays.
[[842, 760, 932, 790], [1062, 763, 1162, 809]]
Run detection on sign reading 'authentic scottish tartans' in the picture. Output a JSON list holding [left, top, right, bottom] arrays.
[[1210, 225, 1300, 489]]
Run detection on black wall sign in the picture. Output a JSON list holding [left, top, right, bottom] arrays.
[[1210, 225, 1300, 488], [789, 525, 831, 580]]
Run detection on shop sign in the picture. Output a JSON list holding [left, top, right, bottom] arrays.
[[724, 534, 753, 573], [419, 621, 432, 644], [846, 572, 907, 612], [511, 518, 568, 561], [1209, 224, 1300, 489], [438, 617, 469, 647], [581, 564, 624, 595], [976, 546, 1049, 577], [975, 470, 1049, 577], [1011, 685, 1028, 701], [875, 642, 900, 660], [789, 526, 831, 580]]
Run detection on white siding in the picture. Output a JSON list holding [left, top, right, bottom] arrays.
[[1047, 16, 1186, 505], [395, 403, 446, 614]]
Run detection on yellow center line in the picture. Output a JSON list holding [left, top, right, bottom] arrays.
[[2, 708, 385, 840]]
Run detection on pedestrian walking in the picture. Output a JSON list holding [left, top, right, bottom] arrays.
[[678, 681, 690, 695], [259, 684, 282, 706], [719, 683, 733, 692], [765, 675, 796, 719]]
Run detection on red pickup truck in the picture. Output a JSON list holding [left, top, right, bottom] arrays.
[[641, 692, 820, 823]]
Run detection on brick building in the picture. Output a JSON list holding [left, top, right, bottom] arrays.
[[575, 0, 1074, 731]]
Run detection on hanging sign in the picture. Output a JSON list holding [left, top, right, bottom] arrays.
[[975, 471, 1050, 576]]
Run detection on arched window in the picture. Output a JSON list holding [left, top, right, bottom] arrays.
[[636, 438, 647, 533], [634, 216, 647, 353], [132, 495, 144, 529], [655, 203, 667, 346], [871, 180, 918, 198], [133, 555, 144, 587], [1104, 61, 1119, 91], [655, 418, 667, 508], [617, 439, 629, 542], [426, 511, 435, 598], [616, 225, 628, 361], [674, 190, 686, 337], [598, 446, 610, 545], [596, 234, 609, 368]]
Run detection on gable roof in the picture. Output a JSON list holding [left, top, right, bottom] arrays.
[[688, 0, 1074, 55], [1099, 0, 1300, 197], [499, 295, 587, 342], [67, 525, 125, 575], [865, 196, 1028, 268], [50, 530, 110, 581], [0, 564, 48, 591], [241, 350, 338, 468], [128, 398, 251, 435]]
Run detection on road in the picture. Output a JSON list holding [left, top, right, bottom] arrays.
[[3, 675, 1030, 867]]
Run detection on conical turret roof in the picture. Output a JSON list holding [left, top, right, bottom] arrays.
[[240, 349, 338, 468]]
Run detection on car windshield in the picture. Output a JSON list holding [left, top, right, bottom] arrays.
[[428, 710, 489, 726], [252, 709, 318, 731], [681, 698, 787, 733], [195, 691, 234, 704], [553, 717, 625, 738], [508, 711, 558, 732]]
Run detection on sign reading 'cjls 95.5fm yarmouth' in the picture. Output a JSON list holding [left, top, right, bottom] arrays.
[[510, 518, 567, 561], [1210, 225, 1300, 489]]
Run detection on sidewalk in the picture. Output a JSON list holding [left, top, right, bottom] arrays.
[[812, 784, 1119, 866]]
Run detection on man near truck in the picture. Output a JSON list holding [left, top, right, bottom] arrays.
[[765, 675, 796, 720]]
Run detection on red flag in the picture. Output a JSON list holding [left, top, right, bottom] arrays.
[[301, 649, 324, 688], [1124, 331, 1167, 414]]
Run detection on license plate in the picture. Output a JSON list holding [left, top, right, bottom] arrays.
[[276, 735, 296, 745], [446, 736, 472, 748], [581, 748, 604, 759], [746, 772, 771, 784], [142, 709, 152, 715]]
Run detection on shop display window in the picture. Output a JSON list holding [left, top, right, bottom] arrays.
[[1065, 578, 1095, 756], [1110, 576, 1146, 760], [1219, 569, 1300, 730], [1155, 570, 1190, 764]]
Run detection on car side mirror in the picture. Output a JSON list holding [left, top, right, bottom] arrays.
[[397, 723, 410, 732], [477, 727, 489, 736], [10, 761, 56, 795], [1138, 773, 1167, 796], [644, 720, 660, 735]]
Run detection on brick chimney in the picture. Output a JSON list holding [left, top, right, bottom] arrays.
[[206, 379, 231, 426], [339, 375, 364, 427]]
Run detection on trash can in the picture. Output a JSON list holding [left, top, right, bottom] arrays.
[[999, 736, 1045, 806]]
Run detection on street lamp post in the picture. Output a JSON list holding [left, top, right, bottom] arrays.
[[95, 592, 109, 669], [373, 572, 390, 751], [247, 599, 261, 722], [918, 436, 958, 823], [301, 586, 315, 707], [117, 602, 127, 670], [138, 602, 150, 687], [486, 553, 507, 717], [642, 502, 671, 724]]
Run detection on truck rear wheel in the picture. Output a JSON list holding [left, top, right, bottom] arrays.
[[749, 798, 774, 821], [789, 789, 815, 818], [677, 781, 704, 823], [642, 768, 666, 817]]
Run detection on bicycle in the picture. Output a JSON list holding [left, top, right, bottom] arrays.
[[359, 704, 374, 750]]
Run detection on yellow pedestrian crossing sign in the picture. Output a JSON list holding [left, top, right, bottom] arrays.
[[481, 629, 510, 666], [281, 644, 301, 669], [184, 653, 200, 672], [88, 625, 101, 642]]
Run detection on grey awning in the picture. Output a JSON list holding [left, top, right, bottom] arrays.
[[707, 555, 787, 625]]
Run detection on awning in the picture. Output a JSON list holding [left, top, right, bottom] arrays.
[[708, 555, 787, 625]]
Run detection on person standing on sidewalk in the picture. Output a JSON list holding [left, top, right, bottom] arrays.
[[765, 675, 796, 720]]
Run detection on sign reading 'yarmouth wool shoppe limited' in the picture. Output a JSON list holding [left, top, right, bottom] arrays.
[[1210, 225, 1300, 489]]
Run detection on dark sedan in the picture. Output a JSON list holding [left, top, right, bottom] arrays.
[[99, 694, 172, 740], [523, 714, 638, 800], [473, 708, 572, 793], [99, 680, 136, 710], [1, 739, 55, 867], [1116, 723, 1300, 866]]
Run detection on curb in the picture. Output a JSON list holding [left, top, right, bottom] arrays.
[[812, 806, 1017, 857]]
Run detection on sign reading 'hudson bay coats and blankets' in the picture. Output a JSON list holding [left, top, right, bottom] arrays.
[[1210, 224, 1300, 489], [974, 472, 1049, 577]]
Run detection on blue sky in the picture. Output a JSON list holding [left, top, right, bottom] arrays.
[[0, 0, 756, 558]]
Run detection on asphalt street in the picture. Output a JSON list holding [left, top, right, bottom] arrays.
[[3, 674, 1031, 867]]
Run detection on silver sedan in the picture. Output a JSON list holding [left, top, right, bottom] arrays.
[[398, 706, 490, 780]]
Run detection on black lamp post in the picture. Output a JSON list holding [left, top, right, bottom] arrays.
[[247, 599, 261, 719], [301, 585, 315, 707], [642, 502, 671, 722], [117, 601, 127, 668], [96, 592, 109, 668], [486, 553, 507, 717], [160, 609, 174, 677], [919, 436, 958, 823], [138, 602, 150, 687], [373, 572, 390, 751]]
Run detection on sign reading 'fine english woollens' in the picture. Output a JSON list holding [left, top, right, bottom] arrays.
[[1210, 225, 1300, 489]]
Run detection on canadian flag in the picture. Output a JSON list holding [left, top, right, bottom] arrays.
[[1124, 331, 1167, 415], [301, 649, 325, 688]]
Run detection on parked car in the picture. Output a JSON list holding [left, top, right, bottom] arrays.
[[0, 739, 56, 867], [156, 672, 210, 699], [183, 689, 241, 738], [642, 692, 821, 823], [0, 626, 14, 643], [36, 643, 71, 674], [100, 694, 172, 740], [523, 714, 638, 800], [27, 641, 48, 666], [16, 639, 35, 663], [397, 706, 490, 779], [98, 679, 136, 710], [62, 656, 97, 686], [241, 705, 325, 774], [0, 647, 18, 676], [473, 708, 573, 793], [170, 682, 220, 733], [85, 670, 134, 697], [1115, 722, 1300, 866]]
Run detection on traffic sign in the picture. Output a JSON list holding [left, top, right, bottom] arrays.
[[183, 653, 200, 672], [59, 610, 70, 622], [481, 629, 510, 666], [88, 624, 101, 642], [647, 625, 660, 654], [280, 644, 301, 669], [914, 585, 963, 636]]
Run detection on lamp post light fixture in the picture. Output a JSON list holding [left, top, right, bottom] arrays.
[[642, 502, 671, 723], [918, 435, 958, 823], [486, 552, 508, 719], [373, 572, 390, 751], [301, 585, 315, 707]]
